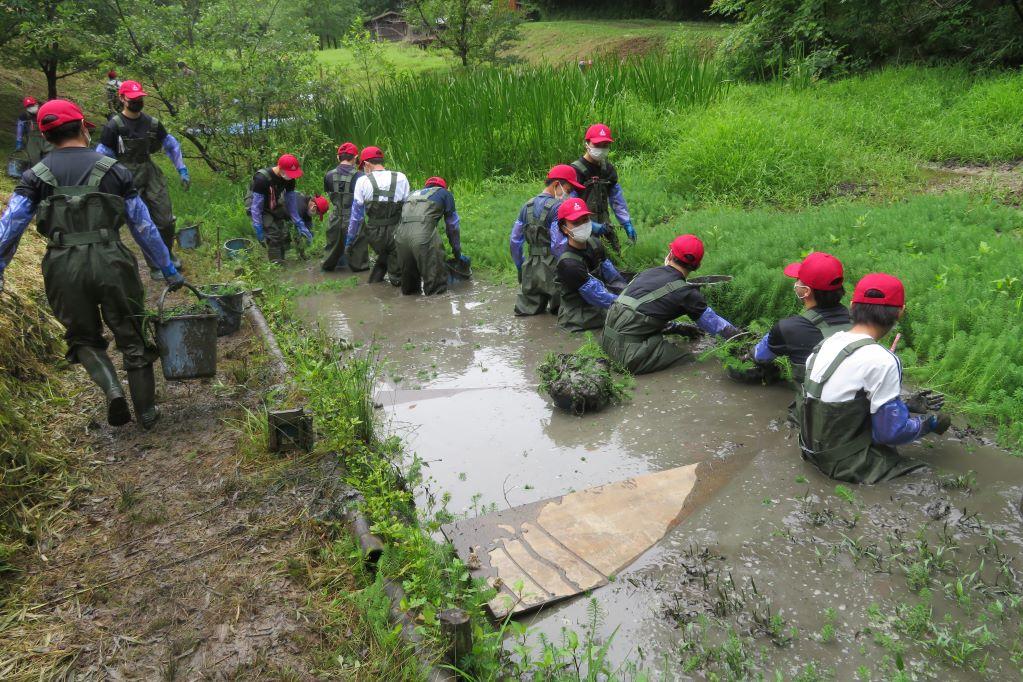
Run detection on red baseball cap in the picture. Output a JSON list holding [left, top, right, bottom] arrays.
[[36, 99, 95, 132], [584, 123, 613, 144], [22, 97, 38, 108], [311, 195, 329, 218], [361, 146, 384, 163], [852, 273, 905, 307], [337, 142, 359, 157], [783, 252, 844, 291], [118, 80, 148, 99], [277, 153, 303, 179], [557, 198, 592, 222], [425, 176, 447, 190], [547, 164, 584, 190], [107, 69, 117, 78], [670, 234, 705, 269]]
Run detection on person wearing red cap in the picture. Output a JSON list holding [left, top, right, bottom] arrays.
[[346, 146, 410, 285], [245, 154, 314, 264], [297, 193, 330, 229], [394, 177, 468, 296], [554, 198, 628, 332], [570, 123, 636, 253], [601, 234, 742, 374], [510, 164, 585, 316], [0, 99, 184, 430], [752, 252, 851, 385], [97, 80, 190, 280], [104, 70, 122, 115], [15, 96, 53, 164], [321, 142, 369, 272], [797, 273, 950, 484]]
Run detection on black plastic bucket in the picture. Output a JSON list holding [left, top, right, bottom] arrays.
[[177, 224, 201, 249], [199, 283, 245, 337], [154, 284, 218, 381]]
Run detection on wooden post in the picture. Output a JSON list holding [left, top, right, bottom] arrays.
[[439, 608, 472, 671]]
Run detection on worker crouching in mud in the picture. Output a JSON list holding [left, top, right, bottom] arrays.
[[797, 273, 950, 484], [346, 146, 410, 285], [394, 176, 468, 296], [0, 100, 184, 429], [247, 154, 313, 264], [554, 199, 628, 333], [601, 234, 742, 375], [511, 164, 584, 316]]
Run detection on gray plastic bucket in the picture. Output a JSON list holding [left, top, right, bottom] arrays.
[[224, 237, 253, 260], [177, 224, 201, 249], [6, 156, 28, 179], [155, 284, 218, 381], [199, 283, 245, 337]]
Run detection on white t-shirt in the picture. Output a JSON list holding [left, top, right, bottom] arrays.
[[805, 331, 902, 414], [353, 169, 410, 205]]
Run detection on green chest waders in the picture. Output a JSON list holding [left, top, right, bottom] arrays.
[[322, 166, 368, 270], [25, 125, 54, 165], [364, 171, 404, 283], [556, 245, 609, 333], [571, 160, 619, 253], [249, 168, 292, 263], [394, 186, 448, 295], [32, 156, 155, 371], [797, 338, 925, 483], [515, 196, 560, 316], [112, 114, 176, 260], [601, 278, 693, 375], [786, 309, 852, 424]]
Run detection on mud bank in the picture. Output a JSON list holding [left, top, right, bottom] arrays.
[[295, 266, 1023, 679]]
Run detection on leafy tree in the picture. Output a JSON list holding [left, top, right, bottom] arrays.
[[405, 0, 524, 67], [107, 0, 330, 178], [711, 0, 1023, 80], [0, 0, 111, 99], [304, 0, 361, 49]]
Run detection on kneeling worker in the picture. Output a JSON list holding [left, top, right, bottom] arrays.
[[798, 273, 949, 484], [0, 99, 184, 429], [602, 234, 741, 374], [395, 176, 467, 295], [511, 164, 584, 316], [555, 198, 627, 333], [752, 252, 850, 383]]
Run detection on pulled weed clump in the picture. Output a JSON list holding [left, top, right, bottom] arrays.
[[538, 333, 633, 415]]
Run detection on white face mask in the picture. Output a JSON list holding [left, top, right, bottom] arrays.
[[570, 222, 592, 242], [794, 283, 811, 301], [553, 183, 569, 200], [587, 145, 609, 162], [27, 105, 39, 115]]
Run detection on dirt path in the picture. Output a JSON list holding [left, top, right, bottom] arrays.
[[1, 275, 362, 680]]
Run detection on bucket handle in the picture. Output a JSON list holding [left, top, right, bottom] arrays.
[[157, 281, 206, 319]]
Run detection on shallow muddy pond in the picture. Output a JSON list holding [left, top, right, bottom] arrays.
[[293, 265, 1023, 680]]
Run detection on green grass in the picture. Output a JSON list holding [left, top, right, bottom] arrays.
[[316, 42, 455, 75]]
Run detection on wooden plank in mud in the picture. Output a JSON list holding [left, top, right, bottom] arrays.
[[441, 464, 701, 620]]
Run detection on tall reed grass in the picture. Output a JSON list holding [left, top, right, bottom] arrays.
[[316, 50, 724, 183]]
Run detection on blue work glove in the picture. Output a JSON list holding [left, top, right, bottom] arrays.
[[458, 254, 471, 265], [297, 222, 313, 244], [253, 223, 265, 243], [178, 167, 190, 191], [14, 141, 23, 152], [163, 267, 185, 291], [622, 220, 637, 243], [590, 221, 606, 236]]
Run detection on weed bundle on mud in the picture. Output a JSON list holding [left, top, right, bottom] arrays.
[[538, 334, 633, 415]]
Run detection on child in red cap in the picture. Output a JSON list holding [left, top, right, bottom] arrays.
[[798, 273, 950, 483], [321, 142, 369, 272]]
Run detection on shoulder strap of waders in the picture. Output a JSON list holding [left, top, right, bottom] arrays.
[[803, 337, 875, 400], [618, 278, 690, 311], [368, 171, 397, 201], [112, 113, 128, 135], [31, 161, 56, 188], [800, 308, 853, 339], [86, 156, 117, 188]]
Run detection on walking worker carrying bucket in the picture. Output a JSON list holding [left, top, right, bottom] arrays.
[[0, 99, 184, 430]]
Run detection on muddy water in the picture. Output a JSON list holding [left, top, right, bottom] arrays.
[[294, 266, 1023, 679]]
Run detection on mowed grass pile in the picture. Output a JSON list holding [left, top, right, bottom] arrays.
[[316, 49, 724, 184]]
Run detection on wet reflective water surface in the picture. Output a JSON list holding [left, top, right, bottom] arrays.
[[294, 266, 1023, 680]]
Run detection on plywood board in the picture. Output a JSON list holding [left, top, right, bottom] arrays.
[[441, 464, 701, 619]]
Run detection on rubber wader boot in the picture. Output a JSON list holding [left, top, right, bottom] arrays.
[[78, 346, 131, 426], [127, 365, 160, 430], [368, 259, 388, 284], [150, 267, 165, 281]]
